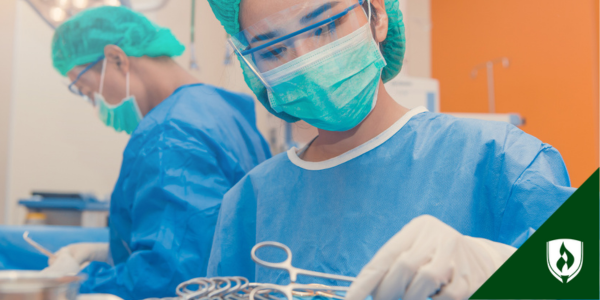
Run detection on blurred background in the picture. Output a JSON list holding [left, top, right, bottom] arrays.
[[0, 0, 597, 225]]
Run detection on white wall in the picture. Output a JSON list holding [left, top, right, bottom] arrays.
[[0, 0, 18, 224], [401, 0, 431, 78]]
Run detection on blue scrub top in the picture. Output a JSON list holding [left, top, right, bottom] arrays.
[[207, 107, 575, 286], [79, 84, 271, 299]]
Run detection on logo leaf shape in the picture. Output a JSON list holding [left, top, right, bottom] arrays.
[[556, 242, 575, 272]]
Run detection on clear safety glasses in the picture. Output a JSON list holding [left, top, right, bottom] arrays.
[[228, 0, 371, 89]]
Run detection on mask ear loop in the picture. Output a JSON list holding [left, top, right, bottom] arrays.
[[360, 0, 372, 25], [98, 58, 107, 96], [364, 0, 386, 65], [92, 58, 109, 107], [126, 71, 130, 98]]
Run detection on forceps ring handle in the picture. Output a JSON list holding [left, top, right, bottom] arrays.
[[251, 241, 298, 281]]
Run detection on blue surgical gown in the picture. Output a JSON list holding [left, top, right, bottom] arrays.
[[79, 84, 271, 299], [207, 107, 575, 285]]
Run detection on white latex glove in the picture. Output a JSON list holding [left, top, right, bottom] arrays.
[[49, 243, 109, 266], [345, 215, 516, 300], [40, 250, 80, 276]]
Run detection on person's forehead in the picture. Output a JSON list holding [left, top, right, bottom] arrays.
[[239, 0, 313, 30]]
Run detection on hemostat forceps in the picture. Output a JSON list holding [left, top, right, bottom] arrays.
[[249, 241, 355, 300]]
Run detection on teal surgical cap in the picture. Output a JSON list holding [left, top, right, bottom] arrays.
[[52, 6, 185, 76], [207, 0, 406, 123]]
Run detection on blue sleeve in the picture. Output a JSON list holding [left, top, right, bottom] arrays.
[[79, 135, 230, 299], [498, 144, 576, 247], [207, 176, 258, 280]]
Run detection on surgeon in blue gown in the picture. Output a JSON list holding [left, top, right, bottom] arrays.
[[43, 6, 271, 299], [205, 0, 576, 299]]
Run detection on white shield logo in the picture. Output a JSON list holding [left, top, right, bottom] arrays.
[[547, 239, 583, 283]]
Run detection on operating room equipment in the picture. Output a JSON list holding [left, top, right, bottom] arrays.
[[470, 57, 510, 114], [173, 276, 344, 300], [224, 35, 234, 65], [23, 0, 128, 29], [0, 271, 85, 300], [23, 231, 56, 260], [385, 75, 524, 126], [157, 242, 353, 300], [385, 73, 523, 126], [447, 113, 524, 126], [385, 76, 440, 112], [451, 57, 524, 126], [24, 0, 172, 30], [189, 0, 200, 71], [128, 0, 171, 12], [19, 193, 109, 227], [248, 241, 354, 300]]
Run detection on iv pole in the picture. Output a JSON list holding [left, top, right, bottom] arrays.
[[470, 57, 510, 113]]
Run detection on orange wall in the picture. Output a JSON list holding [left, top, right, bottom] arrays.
[[432, 0, 599, 187]]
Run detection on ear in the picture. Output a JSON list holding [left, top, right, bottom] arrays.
[[370, 0, 389, 43], [103, 45, 130, 75]]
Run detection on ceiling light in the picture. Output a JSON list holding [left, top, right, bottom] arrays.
[[49, 6, 66, 22], [104, 0, 120, 6], [57, 0, 69, 7], [72, 0, 89, 9]]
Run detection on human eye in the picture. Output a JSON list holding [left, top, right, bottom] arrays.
[[314, 21, 337, 37], [259, 46, 287, 60]]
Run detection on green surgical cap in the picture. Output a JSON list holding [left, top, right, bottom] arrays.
[[207, 0, 406, 122], [52, 6, 185, 76]]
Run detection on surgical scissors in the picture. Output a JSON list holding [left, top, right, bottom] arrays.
[[249, 241, 355, 300]]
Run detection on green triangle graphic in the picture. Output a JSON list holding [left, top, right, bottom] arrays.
[[471, 169, 599, 299]]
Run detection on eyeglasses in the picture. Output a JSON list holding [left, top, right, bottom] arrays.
[[67, 54, 105, 97], [238, 0, 364, 56], [227, 0, 368, 89], [67, 38, 123, 97]]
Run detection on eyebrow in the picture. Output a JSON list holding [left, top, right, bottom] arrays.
[[300, 1, 341, 24], [250, 30, 280, 43]]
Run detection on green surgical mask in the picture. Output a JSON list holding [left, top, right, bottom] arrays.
[[262, 24, 386, 131], [94, 59, 142, 134]]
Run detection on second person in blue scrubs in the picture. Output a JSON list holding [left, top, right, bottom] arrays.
[[43, 6, 271, 299]]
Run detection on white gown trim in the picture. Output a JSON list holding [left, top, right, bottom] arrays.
[[287, 106, 429, 170]]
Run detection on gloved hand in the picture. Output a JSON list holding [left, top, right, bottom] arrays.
[[49, 243, 109, 266], [345, 215, 516, 300], [39, 251, 80, 276], [40, 243, 109, 276]]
